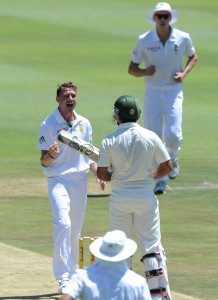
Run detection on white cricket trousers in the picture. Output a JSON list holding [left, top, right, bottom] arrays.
[[144, 87, 183, 163], [109, 190, 161, 253], [109, 190, 172, 299], [48, 173, 88, 280]]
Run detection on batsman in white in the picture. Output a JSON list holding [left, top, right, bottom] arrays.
[[37, 81, 105, 294], [97, 95, 173, 300], [128, 2, 198, 194]]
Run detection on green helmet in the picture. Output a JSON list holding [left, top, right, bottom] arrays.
[[113, 95, 141, 120]]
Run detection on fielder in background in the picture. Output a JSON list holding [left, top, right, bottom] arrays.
[[37, 81, 105, 294], [128, 2, 198, 194], [97, 96, 173, 300], [60, 230, 152, 300]]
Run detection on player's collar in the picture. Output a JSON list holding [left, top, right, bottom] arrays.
[[153, 27, 176, 42], [54, 108, 79, 124], [118, 122, 139, 129]]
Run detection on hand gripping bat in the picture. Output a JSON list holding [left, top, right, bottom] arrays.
[[57, 130, 99, 163]]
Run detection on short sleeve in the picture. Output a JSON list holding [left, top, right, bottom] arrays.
[[130, 38, 145, 64], [185, 33, 196, 57], [154, 134, 170, 164], [37, 122, 55, 150], [97, 139, 111, 167]]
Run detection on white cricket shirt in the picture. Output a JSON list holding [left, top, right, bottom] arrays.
[[131, 27, 196, 90], [98, 123, 170, 191], [66, 260, 152, 300], [38, 108, 93, 178]]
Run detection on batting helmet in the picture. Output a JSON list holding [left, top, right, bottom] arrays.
[[113, 95, 141, 120]]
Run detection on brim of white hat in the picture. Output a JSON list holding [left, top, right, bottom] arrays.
[[147, 10, 177, 25], [89, 237, 137, 262]]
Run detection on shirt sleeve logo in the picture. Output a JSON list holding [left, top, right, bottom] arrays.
[[39, 136, 46, 144]]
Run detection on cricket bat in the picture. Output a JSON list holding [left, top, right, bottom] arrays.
[[57, 130, 99, 162]]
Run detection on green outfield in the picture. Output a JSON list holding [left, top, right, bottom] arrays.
[[0, 0, 218, 299]]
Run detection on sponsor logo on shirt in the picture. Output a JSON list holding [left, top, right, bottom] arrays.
[[147, 46, 161, 52], [56, 127, 69, 135]]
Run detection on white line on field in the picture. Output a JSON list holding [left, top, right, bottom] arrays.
[[172, 292, 202, 300], [167, 181, 218, 191]]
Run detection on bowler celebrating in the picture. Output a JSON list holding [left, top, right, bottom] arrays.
[[38, 81, 105, 294]]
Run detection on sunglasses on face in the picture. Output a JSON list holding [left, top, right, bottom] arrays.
[[155, 14, 170, 20]]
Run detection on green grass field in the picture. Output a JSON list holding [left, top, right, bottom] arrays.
[[0, 0, 218, 299]]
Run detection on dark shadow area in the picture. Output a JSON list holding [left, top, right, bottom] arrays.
[[88, 194, 110, 198], [0, 293, 59, 300]]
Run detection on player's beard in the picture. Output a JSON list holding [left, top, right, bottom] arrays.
[[112, 112, 120, 125]]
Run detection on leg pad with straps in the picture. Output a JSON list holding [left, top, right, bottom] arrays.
[[141, 247, 171, 300], [150, 288, 170, 300]]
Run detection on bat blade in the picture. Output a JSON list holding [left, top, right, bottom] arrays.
[[57, 130, 99, 162]]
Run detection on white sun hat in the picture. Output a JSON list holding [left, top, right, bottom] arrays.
[[147, 2, 177, 25], [89, 230, 137, 262]]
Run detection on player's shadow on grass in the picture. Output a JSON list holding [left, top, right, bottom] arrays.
[[0, 293, 59, 300]]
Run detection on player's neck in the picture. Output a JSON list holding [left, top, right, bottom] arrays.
[[156, 26, 171, 42], [59, 108, 76, 123]]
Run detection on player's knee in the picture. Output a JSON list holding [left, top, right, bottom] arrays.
[[142, 253, 168, 290], [165, 134, 182, 155], [54, 216, 71, 229], [165, 131, 182, 144]]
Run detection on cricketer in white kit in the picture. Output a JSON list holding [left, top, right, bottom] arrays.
[[97, 95, 173, 300], [128, 2, 198, 194], [38, 82, 105, 294]]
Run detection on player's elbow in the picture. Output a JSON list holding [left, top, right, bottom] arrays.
[[190, 52, 198, 64], [128, 66, 136, 76], [97, 167, 111, 181], [168, 160, 173, 172], [128, 61, 136, 76], [97, 169, 105, 180], [128, 66, 132, 75]]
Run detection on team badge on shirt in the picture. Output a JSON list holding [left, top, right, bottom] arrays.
[[79, 124, 84, 132], [174, 45, 178, 54]]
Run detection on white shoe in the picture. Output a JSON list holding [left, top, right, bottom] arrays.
[[154, 181, 166, 195], [58, 278, 69, 294], [169, 160, 179, 179]]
